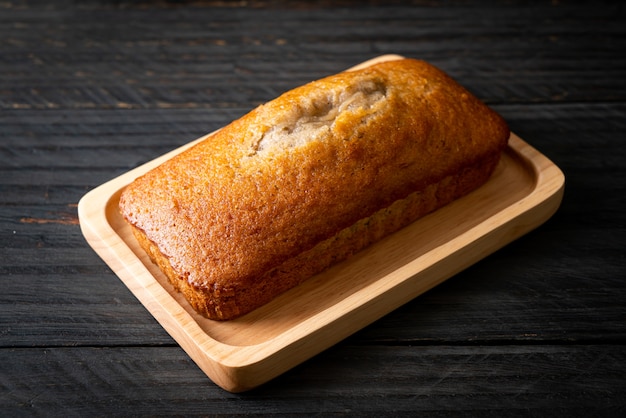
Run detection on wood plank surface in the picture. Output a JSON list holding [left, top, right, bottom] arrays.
[[1, 0, 625, 414], [2, 345, 625, 416]]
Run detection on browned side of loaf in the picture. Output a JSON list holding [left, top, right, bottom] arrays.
[[119, 58, 510, 320], [128, 154, 500, 320]]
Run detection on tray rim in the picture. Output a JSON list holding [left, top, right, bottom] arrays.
[[78, 56, 565, 392]]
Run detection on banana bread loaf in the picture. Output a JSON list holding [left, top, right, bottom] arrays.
[[119, 58, 510, 320]]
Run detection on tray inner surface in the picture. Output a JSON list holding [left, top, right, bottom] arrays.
[[105, 144, 536, 347]]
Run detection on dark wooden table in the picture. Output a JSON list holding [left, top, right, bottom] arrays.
[[2, 0, 625, 416]]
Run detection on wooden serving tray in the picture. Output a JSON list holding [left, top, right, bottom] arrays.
[[78, 56, 564, 392]]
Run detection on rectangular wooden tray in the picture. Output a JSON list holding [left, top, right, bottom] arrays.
[[78, 57, 564, 393]]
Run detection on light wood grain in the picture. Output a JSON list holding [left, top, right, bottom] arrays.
[[78, 56, 564, 392], [78, 131, 563, 392]]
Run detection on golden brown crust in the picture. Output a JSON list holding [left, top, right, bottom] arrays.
[[119, 58, 510, 320]]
